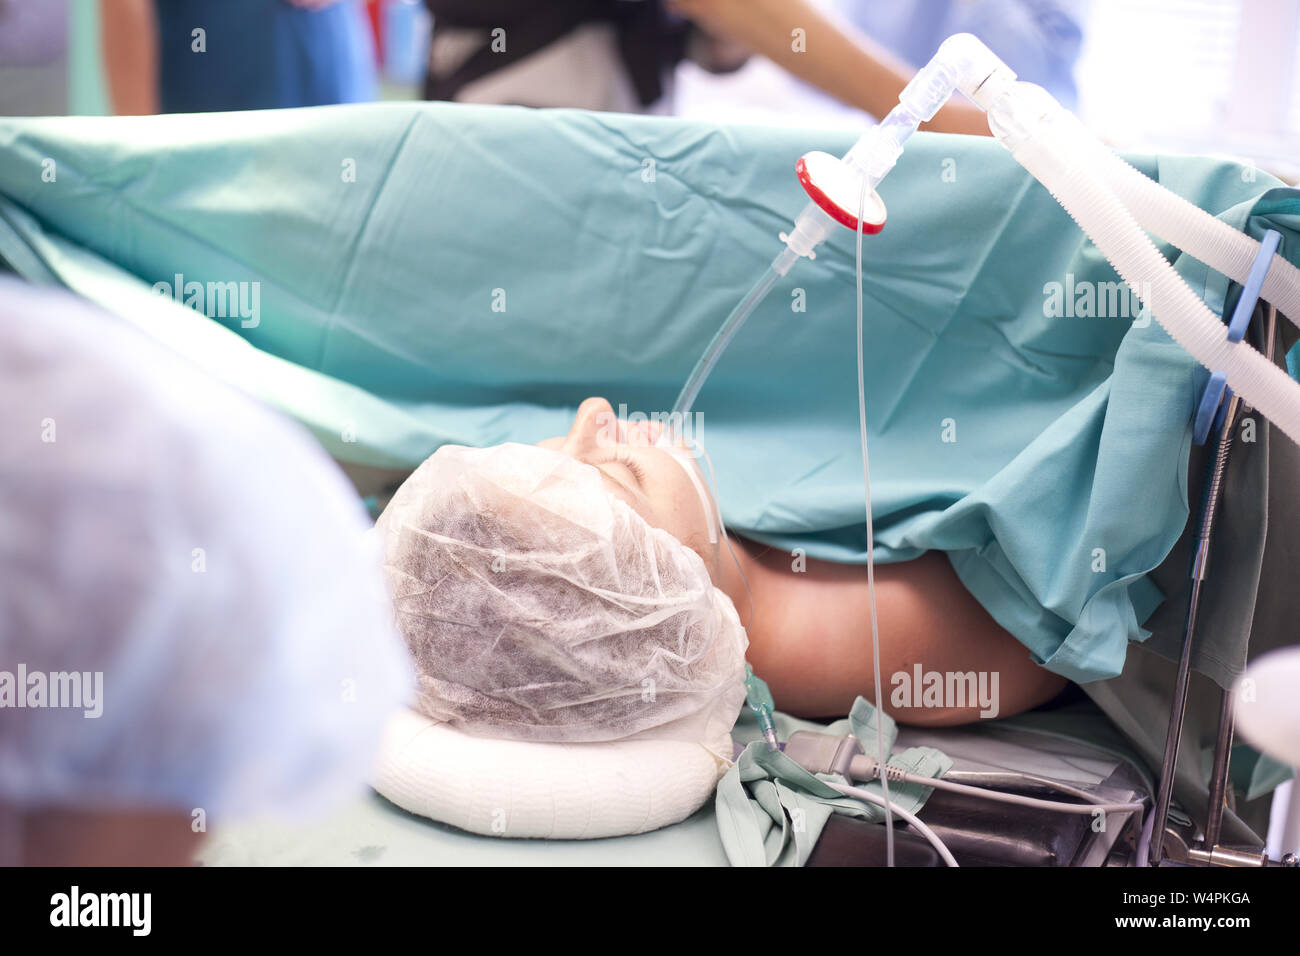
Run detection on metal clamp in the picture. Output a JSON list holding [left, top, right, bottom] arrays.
[[1193, 229, 1281, 444]]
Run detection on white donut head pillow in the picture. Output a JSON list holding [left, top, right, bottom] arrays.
[[371, 443, 748, 839]]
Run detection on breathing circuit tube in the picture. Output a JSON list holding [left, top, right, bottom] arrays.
[[999, 103, 1300, 447], [1082, 129, 1300, 327], [781, 34, 1300, 448]]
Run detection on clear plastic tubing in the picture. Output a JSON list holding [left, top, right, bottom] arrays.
[[671, 108, 922, 421], [670, 265, 782, 420]]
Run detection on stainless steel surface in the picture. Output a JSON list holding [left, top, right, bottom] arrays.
[[1158, 825, 1194, 864], [1185, 844, 1270, 867]]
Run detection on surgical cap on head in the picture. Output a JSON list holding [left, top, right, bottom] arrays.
[[0, 280, 413, 819], [374, 442, 748, 748]]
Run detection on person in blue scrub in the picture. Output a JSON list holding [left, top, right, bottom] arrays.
[[101, 0, 376, 114], [674, 0, 1087, 132], [835, 0, 1087, 109]]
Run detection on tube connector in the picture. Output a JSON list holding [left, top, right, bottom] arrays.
[[744, 665, 781, 752], [844, 124, 906, 183], [985, 81, 1061, 151], [933, 33, 1017, 107], [778, 201, 838, 271], [776, 34, 1015, 272], [898, 62, 958, 123]]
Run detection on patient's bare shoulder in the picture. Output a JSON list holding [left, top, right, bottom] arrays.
[[731, 540, 1067, 725]]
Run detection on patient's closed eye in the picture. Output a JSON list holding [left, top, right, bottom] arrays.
[[591, 453, 647, 485]]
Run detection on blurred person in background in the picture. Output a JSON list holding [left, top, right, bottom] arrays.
[[416, 0, 978, 131], [0, 280, 412, 865], [0, 0, 69, 116], [101, 0, 376, 115], [416, 0, 1084, 134], [672, 0, 1087, 129], [832, 0, 1087, 108], [418, 0, 728, 115]]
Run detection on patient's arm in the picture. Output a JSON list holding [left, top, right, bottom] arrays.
[[669, 0, 992, 135], [731, 544, 1067, 725], [100, 0, 159, 115]]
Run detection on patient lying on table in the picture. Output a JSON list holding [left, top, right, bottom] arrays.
[[378, 396, 1065, 730]]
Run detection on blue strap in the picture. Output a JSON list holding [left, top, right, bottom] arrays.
[[1193, 229, 1281, 444]]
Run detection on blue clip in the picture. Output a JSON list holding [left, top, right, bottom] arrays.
[[1193, 229, 1281, 445]]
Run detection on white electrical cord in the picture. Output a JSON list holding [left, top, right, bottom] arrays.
[[824, 780, 959, 866], [847, 171, 1144, 866], [1135, 801, 1156, 867], [826, 763, 1145, 867], [856, 172, 895, 868], [853, 758, 1147, 815]]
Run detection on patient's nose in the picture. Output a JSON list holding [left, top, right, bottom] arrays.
[[560, 397, 617, 457]]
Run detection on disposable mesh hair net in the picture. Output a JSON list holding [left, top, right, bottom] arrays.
[[374, 442, 748, 747], [0, 280, 414, 819]]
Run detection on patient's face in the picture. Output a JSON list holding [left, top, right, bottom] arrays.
[[538, 397, 720, 576]]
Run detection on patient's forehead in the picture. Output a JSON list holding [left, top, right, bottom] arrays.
[[465, 470, 638, 542]]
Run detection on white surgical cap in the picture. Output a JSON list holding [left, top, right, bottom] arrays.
[[370, 442, 748, 838], [375, 442, 747, 746], [0, 279, 414, 820]]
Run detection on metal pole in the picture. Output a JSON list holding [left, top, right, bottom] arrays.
[[1149, 420, 1234, 863], [1203, 687, 1236, 849], [1151, 304, 1279, 864]]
